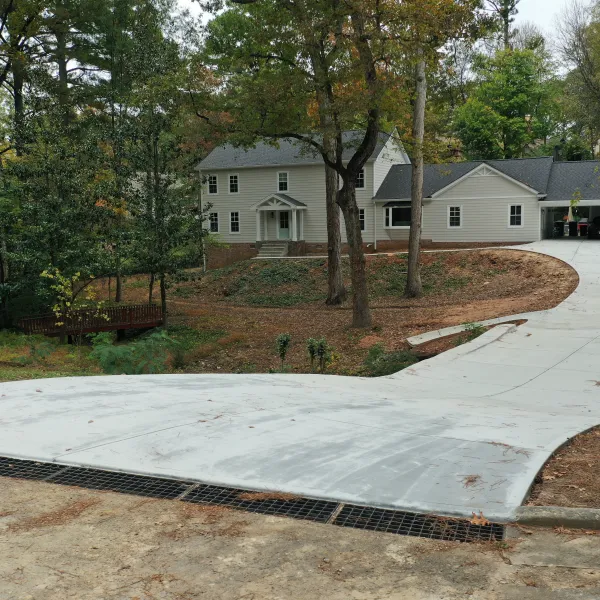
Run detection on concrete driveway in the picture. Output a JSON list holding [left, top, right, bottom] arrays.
[[1, 240, 599, 522]]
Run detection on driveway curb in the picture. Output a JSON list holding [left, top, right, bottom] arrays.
[[515, 506, 600, 530]]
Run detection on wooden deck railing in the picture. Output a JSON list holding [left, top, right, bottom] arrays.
[[18, 304, 163, 336]]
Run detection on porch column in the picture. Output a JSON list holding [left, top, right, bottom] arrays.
[[300, 211, 304, 240], [256, 210, 261, 242], [292, 209, 298, 241], [263, 211, 268, 241]]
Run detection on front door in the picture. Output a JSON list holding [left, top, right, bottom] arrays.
[[278, 211, 290, 240]]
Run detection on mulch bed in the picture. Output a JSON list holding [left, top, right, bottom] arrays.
[[527, 427, 600, 509]]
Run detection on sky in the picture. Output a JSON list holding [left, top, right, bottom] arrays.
[[178, 0, 571, 34]]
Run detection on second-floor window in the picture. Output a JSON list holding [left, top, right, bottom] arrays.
[[208, 174, 218, 195], [278, 172, 289, 192], [355, 168, 365, 189], [229, 174, 239, 194]]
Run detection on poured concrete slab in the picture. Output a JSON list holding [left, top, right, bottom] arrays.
[[1, 240, 600, 522]]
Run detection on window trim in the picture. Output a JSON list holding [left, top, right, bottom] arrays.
[[447, 205, 463, 229], [228, 173, 240, 195], [229, 211, 240, 234], [384, 204, 412, 229], [355, 168, 366, 189], [207, 174, 218, 195], [277, 171, 289, 192], [359, 208, 366, 231], [508, 204, 524, 228], [208, 212, 219, 234]]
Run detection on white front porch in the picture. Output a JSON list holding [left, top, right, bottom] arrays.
[[252, 194, 307, 242]]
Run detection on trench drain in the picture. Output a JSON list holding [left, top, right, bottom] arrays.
[[0, 456, 504, 543]]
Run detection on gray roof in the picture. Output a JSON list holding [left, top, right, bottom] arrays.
[[199, 131, 404, 170], [375, 156, 581, 200], [546, 161, 600, 201]]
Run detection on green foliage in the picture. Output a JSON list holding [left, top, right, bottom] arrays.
[[363, 344, 419, 377], [275, 333, 292, 369], [454, 49, 559, 159], [454, 322, 487, 346], [89, 330, 178, 375], [306, 337, 334, 373]]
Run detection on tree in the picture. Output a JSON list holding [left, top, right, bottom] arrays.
[[487, 0, 520, 49], [454, 48, 559, 159]]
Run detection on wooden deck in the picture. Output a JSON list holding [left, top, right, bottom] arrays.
[[18, 304, 163, 336]]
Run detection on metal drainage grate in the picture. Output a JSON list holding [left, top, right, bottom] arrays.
[[184, 484, 339, 523], [0, 455, 505, 542], [332, 504, 504, 543], [0, 456, 66, 480], [51, 467, 192, 500]]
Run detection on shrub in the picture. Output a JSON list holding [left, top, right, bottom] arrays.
[[275, 333, 292, 370], [89, 330, 178, 375], [306, 337, 334, 373], [363, 343, 418, 377]]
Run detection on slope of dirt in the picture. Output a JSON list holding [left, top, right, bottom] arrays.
[[528, 427, 600, 509], [91, 249, 578, 376]]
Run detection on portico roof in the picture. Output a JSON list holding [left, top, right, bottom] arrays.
[[251, 193, 308, 210]]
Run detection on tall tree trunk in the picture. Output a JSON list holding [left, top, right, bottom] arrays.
[[54, 23, 70, 126], [406, 58, 427, 299], [503, 18, 510, 50], [338, 183, 371, 328], [0, 233, 8, 328], [148, 273, 155, 304], [159, 273, 167, 327], [11, 51, 25, 156], [325, 160, 346, 305]]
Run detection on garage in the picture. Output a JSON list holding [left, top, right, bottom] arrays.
[[541, 201, 600, 240]]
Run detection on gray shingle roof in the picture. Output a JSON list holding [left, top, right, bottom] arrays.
[[375, 157, 556, 200], [546, 161, 600, 201], [199, 131, 401, 170]]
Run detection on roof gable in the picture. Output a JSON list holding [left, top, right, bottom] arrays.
[[375, 157, 553, 200]]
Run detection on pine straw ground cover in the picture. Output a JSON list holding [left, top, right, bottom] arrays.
[[528, 426, 600, 509], [101, 249, 577, 376]]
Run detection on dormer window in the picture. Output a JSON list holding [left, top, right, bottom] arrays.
[[278, 172, 289, 192]]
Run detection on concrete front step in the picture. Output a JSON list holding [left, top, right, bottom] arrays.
[[257, 242, 289, 258]]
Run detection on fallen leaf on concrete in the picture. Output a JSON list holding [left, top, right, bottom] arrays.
[[470, 512, 490, 526], [88, 420, 94, 424], [462, 475, 481, 488], [35, 389, 42, 393]]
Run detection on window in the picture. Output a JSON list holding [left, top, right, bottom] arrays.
[[448, 206, 462, 228], [209, 212, 219, 233], [355, 168, 365, 189], [385, 203, 411, 228], [509, 204, 523, 227], [278, 172, 289, 192], [229, 174, 239, 194], [208, 174, 218, 195], [359, 208, 366, 231], [230, 211, 240, 233]]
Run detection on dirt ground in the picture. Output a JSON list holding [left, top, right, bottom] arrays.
[[1, 478, 600, 600], [107, 250, 577, 375], [528, 427, 600, 509]]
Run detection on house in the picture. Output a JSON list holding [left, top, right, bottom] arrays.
[[198, 134, 600, 266]]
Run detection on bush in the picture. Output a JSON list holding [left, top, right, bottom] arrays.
[[363, 343, 418, 377], [89, 330, 178, 375], [307, 337, 334, 373], [275, 333, 292, 370]]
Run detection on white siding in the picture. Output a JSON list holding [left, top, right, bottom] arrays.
[[201, 163, 378, 244], [373, 136, 409, 197], [423, 172, 540, 243]]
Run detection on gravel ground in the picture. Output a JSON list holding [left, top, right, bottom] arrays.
[[2, 478, 600, 600]]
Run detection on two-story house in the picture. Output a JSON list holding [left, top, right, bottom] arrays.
[[198, 132, 600, 267]]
